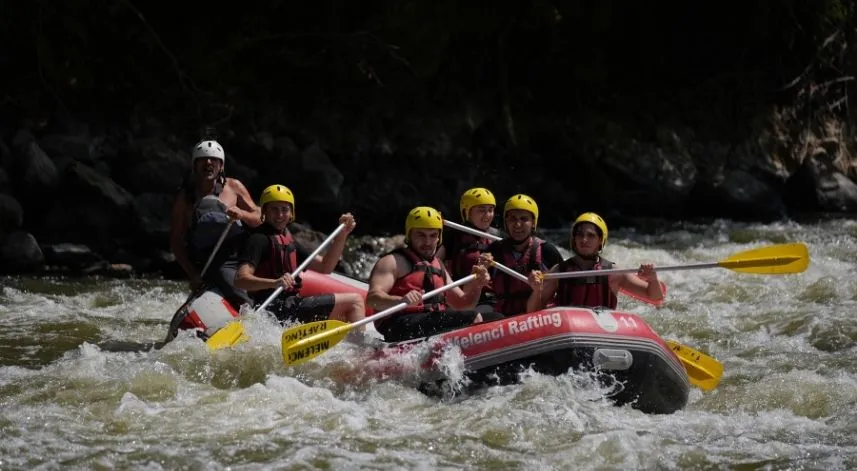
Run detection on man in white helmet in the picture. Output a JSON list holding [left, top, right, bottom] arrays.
[[169, 139, 261, 308]]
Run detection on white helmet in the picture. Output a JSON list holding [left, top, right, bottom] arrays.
[[192, 140, 225, 163]]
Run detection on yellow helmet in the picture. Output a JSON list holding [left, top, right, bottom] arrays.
[[503, 194, 539, 231], [405, 206, 443, 243], [572, 212, 608, 249], [459, 187, 496, 221], [259, 184, 296, 221]]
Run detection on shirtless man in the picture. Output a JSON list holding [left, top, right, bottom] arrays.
[[169, 139, 261, 308]]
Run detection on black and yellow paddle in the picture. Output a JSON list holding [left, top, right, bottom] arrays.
[[257, 223, 347, 312], [207, 223, 349, 350], [281, 274, 477, 366]]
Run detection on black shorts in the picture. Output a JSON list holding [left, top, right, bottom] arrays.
[[267, 294, 336, 325], [377, 310, 504, 343]]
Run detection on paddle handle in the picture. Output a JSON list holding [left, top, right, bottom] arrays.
[[355, 274, 477, 329], [443, 221, 529, 281], [257, 223, 347, 312], [443, 220, 502, 242], [543, 262, 719, 280], [492, 261, 529, 283], [200, 220, 236, 278]]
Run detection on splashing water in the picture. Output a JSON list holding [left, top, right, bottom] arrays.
[[1, 218, 856, 469]]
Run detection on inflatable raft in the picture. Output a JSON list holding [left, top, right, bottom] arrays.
[[180, 271, 690, 414], [300, 271, 689, 414]]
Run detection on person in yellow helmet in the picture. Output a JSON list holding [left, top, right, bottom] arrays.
[[169, 138, 261, 307], [436, 187, 502, 313], [480, 194, 563, 316], [367, 206, 503, 342], [526, 212, 663, 312], [234, 185, 365, 326]]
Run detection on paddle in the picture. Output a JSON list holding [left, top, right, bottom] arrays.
[[665, 340, 723, 391], [256, 223, 347, 313], [442, 220, 667, 305], [200, 220, 236, 280], [163, 221, 238, 346], [206, 222, 350, 350], [198, 221, 252, 351], [445, 219, 729, 391], [542, 243, 809, 279], [281, 274, 477, 366], [443, 220, 503, 242], [103, 221, 242, 353]]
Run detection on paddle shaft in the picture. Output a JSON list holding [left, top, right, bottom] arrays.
[[543, 262, 719, 280], [444, 220, 529, 282], [200, 220, 236, 278], [164, 220, 239, 344], [444, 220, 502, 242], [492, 260, 529, 283], [446, 219, 654, 280], [257, 223, 347, 312], [353, 274, 476, 330], [541, 251, 806, 280]]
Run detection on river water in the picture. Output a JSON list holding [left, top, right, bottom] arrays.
[[1, 218, 855, 470]]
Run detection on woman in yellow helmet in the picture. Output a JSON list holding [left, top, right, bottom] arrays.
[[436, 187, 502, 313], [234, 185, 366, 326], [481, 194, 564, 316], [526, 212, 663, 311], [367, 206, 503, 342]]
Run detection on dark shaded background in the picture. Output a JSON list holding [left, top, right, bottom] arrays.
[[1, 0, 855, 275]]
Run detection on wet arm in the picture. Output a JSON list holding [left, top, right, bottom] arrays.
[[233, 235, 276, 292], [445, 270, 481, 309], [309, 231, 348, 274], [234, 263, 278, 292], [526, 264, 559, 312], [366, 255, 404, 310], [616, 273, 664, 301], [231, 180, 262, 227]]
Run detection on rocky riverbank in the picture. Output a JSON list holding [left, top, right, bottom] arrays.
[[1, 110, 856, 280]]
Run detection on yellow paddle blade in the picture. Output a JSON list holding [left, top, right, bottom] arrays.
[[718, 242, 809, 274], [206, 321, 249, 350], [665, 340, 724, 391], [281, 320, 348, 348], [282, 324, 352, 366]]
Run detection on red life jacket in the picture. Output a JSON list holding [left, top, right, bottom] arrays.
[[251, 230, 299, 303], [448, 229, 493, 280], [491, 237, 545, 316], [375, 248, 448, 330], [555, 257, 618, 309]]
